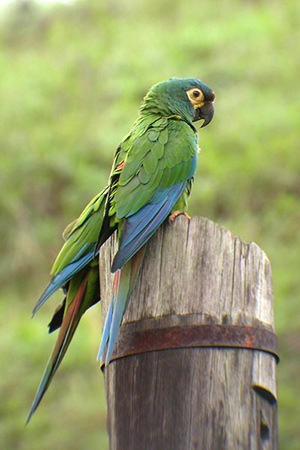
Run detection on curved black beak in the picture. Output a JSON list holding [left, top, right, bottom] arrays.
[[194, 101, 214, 127]]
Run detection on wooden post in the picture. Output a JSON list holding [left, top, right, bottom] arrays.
[[99, 216, 278, 450]]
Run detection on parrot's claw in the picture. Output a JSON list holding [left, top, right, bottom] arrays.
[[168, 211, 191, 223]]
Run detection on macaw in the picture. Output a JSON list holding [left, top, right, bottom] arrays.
[[27, 77, 214, 422]]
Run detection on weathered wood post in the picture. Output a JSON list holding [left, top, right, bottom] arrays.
[[99, 216, 278, 450]]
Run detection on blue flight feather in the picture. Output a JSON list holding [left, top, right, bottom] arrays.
[[32, 248, 97, 316], [112, 183, 186, 272]]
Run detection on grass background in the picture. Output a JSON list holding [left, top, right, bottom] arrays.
[[0, 0, 299, 448]]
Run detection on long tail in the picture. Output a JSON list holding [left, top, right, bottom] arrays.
[[26, 261, 99, 424], [97, 246, 145, 365]]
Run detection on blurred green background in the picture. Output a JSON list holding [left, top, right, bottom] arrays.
[[0, 0, 299, 448]]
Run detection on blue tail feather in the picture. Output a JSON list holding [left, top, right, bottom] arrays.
[[98, 248, 145, 365], [97, 267, 130, 365], [97, 296, 114, 359], [104, 292, 128, 365]]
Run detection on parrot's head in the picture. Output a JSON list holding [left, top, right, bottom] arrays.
[[141, 78, 215, 127]]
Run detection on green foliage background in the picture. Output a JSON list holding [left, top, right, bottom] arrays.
[[0, 0, 299, 448]]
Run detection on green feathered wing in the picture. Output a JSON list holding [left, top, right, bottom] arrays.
[[97, 114, 198, 363]]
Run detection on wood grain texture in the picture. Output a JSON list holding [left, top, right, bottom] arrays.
[[99, 216, 278, 450]]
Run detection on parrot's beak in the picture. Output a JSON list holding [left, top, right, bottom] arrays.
[[195, 101, 214, 127]]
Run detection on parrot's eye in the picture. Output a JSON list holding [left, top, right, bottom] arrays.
[[186, 88, 204, 105], [192, 90, 201, 98]]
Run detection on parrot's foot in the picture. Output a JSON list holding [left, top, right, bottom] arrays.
[[168, 211, 191, 223]]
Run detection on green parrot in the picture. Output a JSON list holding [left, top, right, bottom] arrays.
[[27, 77, 214, 422]]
